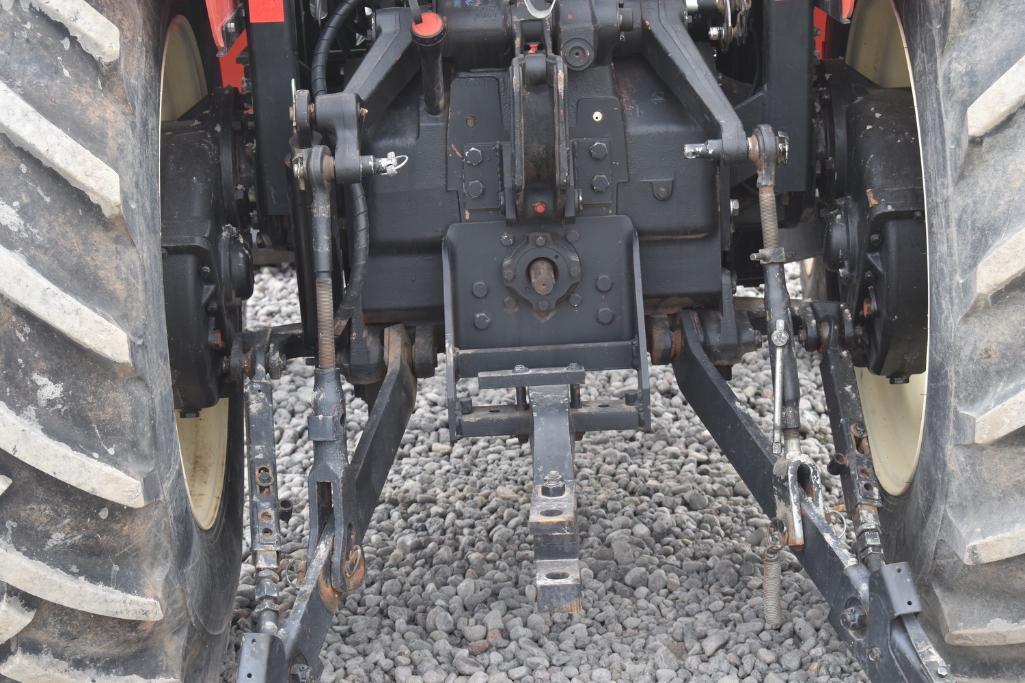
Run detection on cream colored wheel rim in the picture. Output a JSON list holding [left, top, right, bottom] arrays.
[[846, 0, 928, 495], [162, 16, 230, 529]]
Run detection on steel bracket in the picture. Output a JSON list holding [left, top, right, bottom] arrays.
[[528, 384, 582, 613]]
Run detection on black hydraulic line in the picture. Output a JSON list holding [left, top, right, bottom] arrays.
[[311, 0, 363, 98], [336, 182, 369, 326]]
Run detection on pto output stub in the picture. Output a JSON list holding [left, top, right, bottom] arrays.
[[501, 232, 582, 317]]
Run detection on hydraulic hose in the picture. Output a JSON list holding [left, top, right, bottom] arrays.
[[311, 0, 363, 98], [336, 182, 369, 327]]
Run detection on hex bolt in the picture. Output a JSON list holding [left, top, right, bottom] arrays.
[[502, 267, 515, 282], [464, 146, 483, 166], [500, 233, 514, 247], [569, 293, 582, 308], [255, 466, 273, 487], [566, 229, 580, 243], [589, 141, 609, 159], [595, 274, 613, 292], [472, 281, 489, 298], [466, 179, 485, 199], [541, 470, 566, 497], [534, 234, 548, 247], [653, 185, 671, 201], [596, 307, 614, 324], [568, 264, 581, 279], [592, 174, 611, 193], [840, 606, 867, 633], [473, 312, 491, 330]]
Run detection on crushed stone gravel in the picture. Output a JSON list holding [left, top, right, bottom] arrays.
[[223, 266, 866, 682]]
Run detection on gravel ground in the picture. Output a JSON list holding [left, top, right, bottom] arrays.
[[224, 266, 866, 682]]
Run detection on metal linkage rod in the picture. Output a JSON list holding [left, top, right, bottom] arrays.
[[244, 343, 284, 637], [748, 124, 823, 551]]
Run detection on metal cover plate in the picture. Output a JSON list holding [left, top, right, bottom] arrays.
[[444, 215, 638, 351]]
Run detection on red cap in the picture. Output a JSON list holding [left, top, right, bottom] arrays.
[[411, 11, 445, 40]]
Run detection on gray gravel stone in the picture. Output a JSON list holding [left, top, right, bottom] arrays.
[[222, 266, 865, 682]]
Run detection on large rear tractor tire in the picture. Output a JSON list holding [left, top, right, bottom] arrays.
[[847, 1, 1025, 678], [0, 1, 243, 679]]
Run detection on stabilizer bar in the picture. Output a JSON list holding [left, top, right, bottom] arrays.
[[672, 311, 951, 682], [237, 324, 416, 681]]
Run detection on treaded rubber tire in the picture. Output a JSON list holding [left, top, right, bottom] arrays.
[[884, 2, 1025, 679], [0, 1, 243, 680]]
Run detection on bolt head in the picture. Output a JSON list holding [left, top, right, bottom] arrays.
[[595, 274, 613, 292], [653, 185, 670, 201], [473, 312, 491, 330], [472, 281, 488, 298], [569, 293, 582, 308], [500, 233, 514, 247], [591, 174, 611, 193], [534, 234, 548, 247], [502, 267, 515, 282], [568, 264, 581, 279], [466, 179, 485, 199], [464, 146, 483, 166], [596, 307, 614, 324], [589, 141, 609, 160]]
